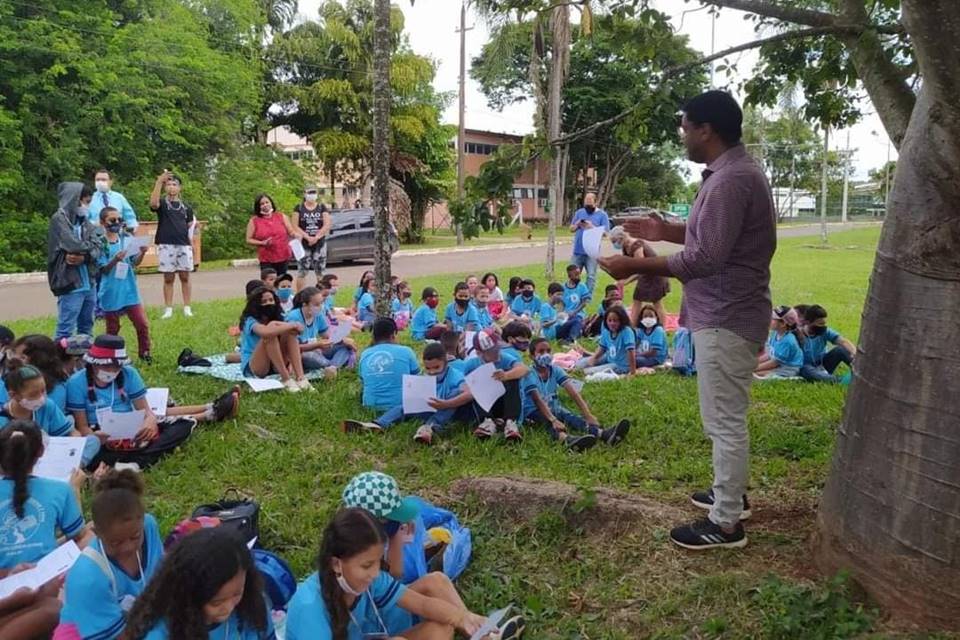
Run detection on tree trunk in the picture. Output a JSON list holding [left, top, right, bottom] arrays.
[[545, 3, 570, 281], [371, 0, 393, 317], [815, 6, 960, 626]]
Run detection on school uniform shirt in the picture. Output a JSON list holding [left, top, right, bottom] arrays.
[[0, 476, 85, 568], [446, 357, 468, 377], [359, 344, 420, 409], [474, 306, 495, 330], [462, 349, 522, 375], [142, 605, 275, 640], [322, 295, 335, 315], [0, 398, 72, 436], [510, 294, 542, 317], [767, 330, 803, 368], [97, 237, 142, 312], [391, 298, 413, 316], [65, 366, 148, 426], [521, 365, 570, 420], [444, 302, 480, 332], [50, 381, 68, 412], [562, 282, 591, 318], [540, 302, 558, 340], [638, 326, 668, 364], [238, 317, 266, 373], [357, 292, 376, 323], [286, 571, 412, 640], [352, 286, 364, 305], [599, 326, 637, 371], [410, 304, 437, 340], [60, 514, 164, 640], [285, 308, 329, 343], [801, 327, 842, 366], [435, 366, 466, 400]]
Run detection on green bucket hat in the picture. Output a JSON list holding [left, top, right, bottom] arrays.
[[342, 471, 421, 523]]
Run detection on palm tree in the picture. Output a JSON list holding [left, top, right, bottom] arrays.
[[261, 0, 297, 32]]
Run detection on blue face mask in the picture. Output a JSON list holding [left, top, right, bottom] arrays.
[[535, 353, 552, 368], [277, 288, 293, 301]]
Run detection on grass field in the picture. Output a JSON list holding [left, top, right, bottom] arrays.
[[8, 227, 916, 638]]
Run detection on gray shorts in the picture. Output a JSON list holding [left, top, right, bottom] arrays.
[[297, 241, 327, 277], [157, 244, 194, 273]]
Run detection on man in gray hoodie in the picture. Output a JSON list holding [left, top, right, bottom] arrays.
[[47, 181, 102, 338]]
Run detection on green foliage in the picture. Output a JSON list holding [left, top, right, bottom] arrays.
[[752, 572, 875, 639], [0, 213, 51, 273], [452, 141, 536, 238], [607, 150, 686, 210], [743, 106, 822, 195]]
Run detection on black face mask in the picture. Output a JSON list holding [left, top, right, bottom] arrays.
[[455, 298, 469, 308], [522, 291, 534, 300], [585, 205, 595, 213], [106, 222, 122, 233], [809, 324, 827, 336]]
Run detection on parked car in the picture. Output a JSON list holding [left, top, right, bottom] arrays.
[[291, 207, 399, 267]]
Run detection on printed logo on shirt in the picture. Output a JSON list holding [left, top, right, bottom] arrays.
[[0, 497, 47, 550], [641, 341, 650, 352], [608, 346, 617, 358], [569, 295, 579, 304], [367, 351, 395, 374]]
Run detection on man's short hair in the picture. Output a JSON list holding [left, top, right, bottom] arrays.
[[372, 317, 398, 342], [682, 90, 743, 146]]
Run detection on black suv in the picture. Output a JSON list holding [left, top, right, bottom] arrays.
[[293, 207, 399, 266]]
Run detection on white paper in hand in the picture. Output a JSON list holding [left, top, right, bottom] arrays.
[[583, 226, 605, 259], [245, 378, 286, 392], [463, 331, 476, 357], [145, 388, 169, 417], [469, 607, 512, 640], [97, 409, 145, 441], [0, 541, 81, 599], [34, 437, 83, 482], [464, 362, 506, 412], [113, 260, 130, 280], [124, 236, 151, 254], [289, 238, 306, 261], [402, 375, 437, 414], [328, 321, 352, 344]]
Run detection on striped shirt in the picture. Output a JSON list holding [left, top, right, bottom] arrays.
[[666, 145, 776, 344]]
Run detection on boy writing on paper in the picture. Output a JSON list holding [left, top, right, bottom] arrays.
[[463, 330, 529, 442]]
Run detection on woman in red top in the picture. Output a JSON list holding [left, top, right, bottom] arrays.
[[245, 193, 296, 275]]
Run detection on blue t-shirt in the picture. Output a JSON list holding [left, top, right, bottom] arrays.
[[510, 295, 542, 317], [571, 208, 611, 256], [522, 365, 570, 419], [474, 306, 495, 330], [0, 477, 85, 568], [322, 296, 335, 315], [435, 367, 466, 401], [0, 398, 72, 436], [50, 382, 68, 412], [89, 190, 138, 231], [539, 302, 558, 340], [287, 571, 411, 640], [65, 366, 148, 426], [359, 343, 420, 408], [410, 304, 437, 340], [97, 237, 142, 312], [391, 298, 413, 316], [357, 292, 376, 323], [285, 308, 330, 343], [142, 605, 275, 640], [637, 326, 668, 364], [352, 286, 364, 304], [801, 327, 842, 366], [562, 282, 591, 318], [599, 326, 636, 371], [446, 357, 468, 377], [767, 330, 803, 368], [60, 513, 164, 640], [72, 223, 92, 294], [462, 349, 522, 375], [444, 302, 480, 332]]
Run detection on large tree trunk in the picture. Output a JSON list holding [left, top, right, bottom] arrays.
[[814, 4, 960, 629], [371, 0, 392, 316], [545, 4, 570, 281]]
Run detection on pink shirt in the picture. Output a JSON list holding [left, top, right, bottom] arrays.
[[250, 212, 292, 263]]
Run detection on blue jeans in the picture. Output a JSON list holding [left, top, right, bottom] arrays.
[[636, 355, 664, 368], [375, 407, 456, 432], [526, 407, 600, 439], [302, 343, 354, 370], [80, 434, 102, 467], [574, 356, 630, 375], [556, 316, 583, 342], [56, 288, 96, 339], [571, 253, 598, 298], [800, 347, 852, 383]]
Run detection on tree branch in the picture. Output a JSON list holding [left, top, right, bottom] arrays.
[[698, 0, 839, 28]]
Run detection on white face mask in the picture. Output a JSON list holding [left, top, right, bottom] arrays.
[[309, 304, 324, 315], [19, 395, 46, 411], [641, 317, 657, 328], [334, 562, 364, 596], [305, 192, 318, 202], [95, 180, 110, 193], [96, 369, 119, 384]]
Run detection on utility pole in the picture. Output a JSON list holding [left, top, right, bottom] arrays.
[[841, 129, 850, 224], [820, 124, 830, 244], [455, 1, 472, 247], [709, 11, 717, 87]]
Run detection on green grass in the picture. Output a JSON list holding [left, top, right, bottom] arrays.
[[8, 227, 900, 638], [404, 224, 556, 249]]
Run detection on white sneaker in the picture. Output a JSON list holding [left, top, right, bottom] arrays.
[[283, 379, 301, 393], [161, 307, 173, 319], [503, 420, 522, 441], [323, 366, 338, 380], [183, 306, 194, 317], [473, 418, 497, 439], [297, 378, 315, 392]]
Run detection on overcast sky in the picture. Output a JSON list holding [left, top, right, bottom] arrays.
[[296, 0, 898, 181]]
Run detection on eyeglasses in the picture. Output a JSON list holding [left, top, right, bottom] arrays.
[[106, 218, 122, 225]]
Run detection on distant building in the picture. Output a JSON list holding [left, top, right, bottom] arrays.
[[771, 187, 816, 218], [266, 126, 366, 207]]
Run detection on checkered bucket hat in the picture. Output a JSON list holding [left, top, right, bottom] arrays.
[[342, 471, 420, 523]]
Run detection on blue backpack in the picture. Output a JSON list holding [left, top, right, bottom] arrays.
[[672, 327, 697, 376], [253, 549, 297, 611]]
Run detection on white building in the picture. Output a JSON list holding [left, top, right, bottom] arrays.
[[771, 187, 816, 218]]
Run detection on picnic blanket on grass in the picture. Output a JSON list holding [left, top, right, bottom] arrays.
[[178, 354, 331, 383]]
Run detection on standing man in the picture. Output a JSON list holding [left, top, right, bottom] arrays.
[[292, 184, 332, 291], [88, 169, 138, 232], [569, 192, 610, 296], [150, 170, 196, 319], [599, 91, 776, 549], [47, 182, 102, 338]]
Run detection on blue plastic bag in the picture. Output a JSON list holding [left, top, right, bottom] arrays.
[[672, 327, 697, 376], [400, 497, 472, 584]]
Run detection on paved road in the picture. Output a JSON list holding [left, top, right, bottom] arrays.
[[0, 222, 873, 322]]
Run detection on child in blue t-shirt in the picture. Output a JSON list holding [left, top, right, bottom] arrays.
[[462, 331, 529, 441], [440, 330, 468, 376], [238, 286, 310, 392], [391, 281, 414, 330], [356, 279, 376, 326], [509, 279, 542, 320], [286, 508, 515, 640], [120, 528, 274, 640], [635, 304, 668, 367], [286, 287, 355, 376], [410, 287, 444, 341], [558, 264, 591, 341], [444, 282, 480, 333], [472, 286, 496, 330], [351, 270, 374, 314], [524, 338, 630, 451], [576, 306, 637, 376], [583, 284, 622, 337], [755, 305, 804, 379], [356, 318, 420, 410], [0, 422, 87, 569], [59, 469, 164, 640], [799, 304, 857, 383], [97, 207, 152, 362], [501, 321, 532, 360], [540, 283, 563, 340], [343, 342, 474, 445]]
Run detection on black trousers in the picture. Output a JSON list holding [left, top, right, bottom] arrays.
[[477, 379, 521, 421]]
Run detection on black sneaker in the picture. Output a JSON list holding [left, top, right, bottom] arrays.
[[670, 518, 746, 550], [600, 419, 630, 446], [498, 614, 526, 640], [564, 433, 597, 453], [177, 348, 193, 367], [140, 353, 153, 365], [212, 386, 240, 421], [690, 488, 752, 520]]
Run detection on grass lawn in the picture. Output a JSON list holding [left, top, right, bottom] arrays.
[[9, 227, 908, 638], [405, 224, 556, 249]]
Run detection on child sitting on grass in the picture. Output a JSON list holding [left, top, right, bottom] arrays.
[[558, 264, 591, 342], [356, 318, 420, 410], [275, 272, 295, 314], [411, 287, 445, 341], [238, 287, 310, 392], [582, 285, 623, 338], [444, 282, 480, 333], [440, 330, 467, 376], [463, 331, 529, 441], [391, 281, 414, 330], [575, 306, 637, 376], [635, 304, 668, 368], [540, 284, 563, 340], [501, 321, 532, 360], [524, 338, 630, 451], [755, 305, 804, 379], [285, 286, 355, 378], [472, 286, 496, 330]]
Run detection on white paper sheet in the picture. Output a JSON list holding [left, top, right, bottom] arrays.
[[469, 607, 512, 640], [33, 437, 83, 482], [97, 409, 145, 441], [145, 388, 169, 417], [245, 378, 286, 392], [402, 375, 437, 414], [247, 537, 258, 549], [0, 541, 81, 599], [288, 238, 306, 261], [464, 362, 506, 412], [113, 260, 130, 280], [567, 378, 585, 393], [124, 236, 151, 254], [328, 321, 352, 344], [582, 226, 605, 259], [463, 331, 476, 357]]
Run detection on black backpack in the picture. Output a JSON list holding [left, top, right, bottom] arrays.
[[192, 490, 261, 546]]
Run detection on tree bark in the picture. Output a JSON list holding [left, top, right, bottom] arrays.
[[371, 0, 393, 317], [545, 3, 570, 281], [815, 1, 960, 629]]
